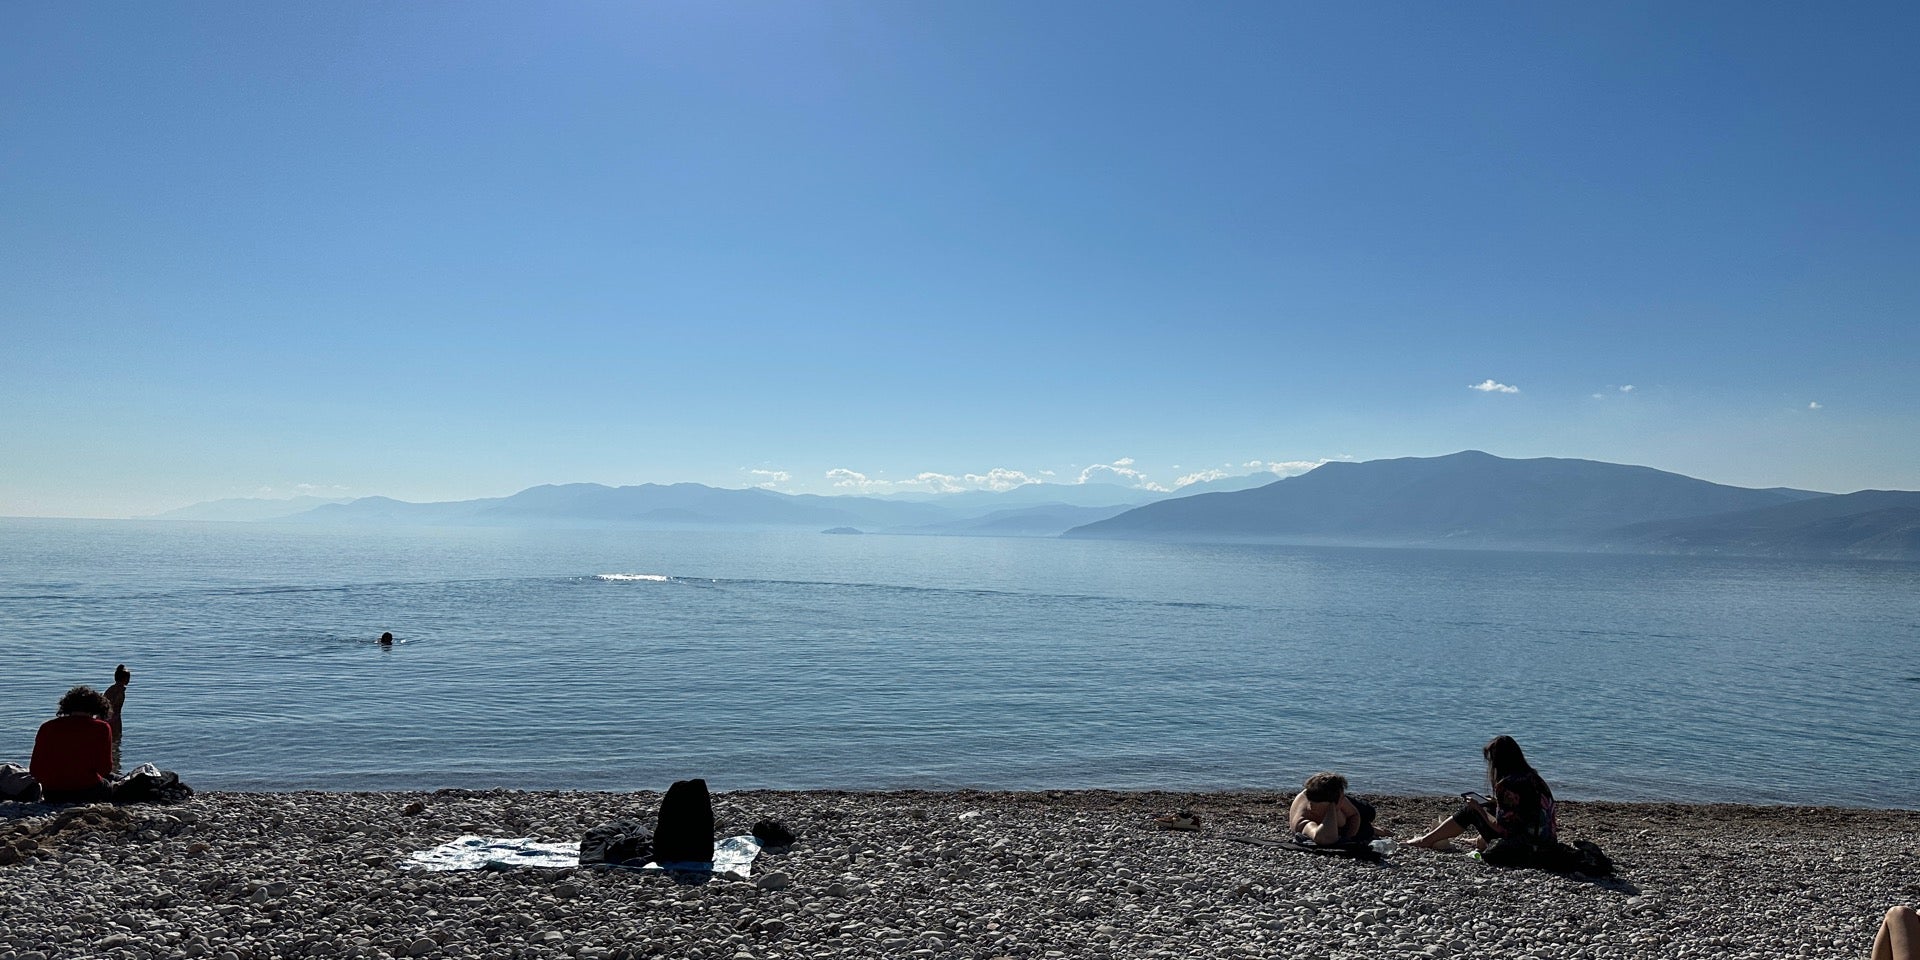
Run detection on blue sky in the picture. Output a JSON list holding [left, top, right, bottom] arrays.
[[3, 2, 1916, 517]]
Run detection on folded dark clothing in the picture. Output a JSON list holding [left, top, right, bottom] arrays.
[[579, 820, 654, 866]]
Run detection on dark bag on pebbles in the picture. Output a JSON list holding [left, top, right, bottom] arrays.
[[1495, 838, 1616, 876], [109, 765, 194, 805], [752, 818, 796, 848], [1553, 839, 1616, 876], [652, 778, 714, 864], [579, 820, 653, 866]]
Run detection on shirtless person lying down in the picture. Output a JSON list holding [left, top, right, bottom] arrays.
[[1288, 772, 1392, 846]]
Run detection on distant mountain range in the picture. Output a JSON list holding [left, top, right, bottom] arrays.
[[147, 495, 353, 522], [1065, 450, 1915, 561], [1603, 489, 1920, 559], [151, 478, 1183, 537], [146, 453, 1918, 561]]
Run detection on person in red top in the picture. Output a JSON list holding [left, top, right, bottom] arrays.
[[31, 686, 116, 803]]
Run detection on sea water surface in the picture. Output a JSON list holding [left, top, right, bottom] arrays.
[[1, 519, 1914, 806]]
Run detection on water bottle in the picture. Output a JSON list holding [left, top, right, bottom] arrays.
[[1370, 838, 1398, 856]]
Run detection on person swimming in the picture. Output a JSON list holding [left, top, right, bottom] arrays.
[[378, 631, 394, 646]]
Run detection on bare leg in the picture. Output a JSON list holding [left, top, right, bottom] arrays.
[[1875, 906, 1919, 960], [1408, 817, 1465, 850]]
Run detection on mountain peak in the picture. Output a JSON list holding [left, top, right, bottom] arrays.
[[1064, 451, 1856, 553]]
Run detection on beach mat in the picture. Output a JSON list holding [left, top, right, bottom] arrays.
[[402, 834, 762, 878], [1224, 834, 1383, 862]]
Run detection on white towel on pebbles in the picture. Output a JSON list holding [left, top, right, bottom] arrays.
[[403, 834, 762, 879], [403, 836, 580, 871]]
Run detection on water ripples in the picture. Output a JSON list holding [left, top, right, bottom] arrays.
[[0, 521, 1915, 805]]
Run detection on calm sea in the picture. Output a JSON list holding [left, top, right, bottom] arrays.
[[1, 518, 1914, 806]]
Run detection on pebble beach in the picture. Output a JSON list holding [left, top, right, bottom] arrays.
[[3, 789, 1915, 960]]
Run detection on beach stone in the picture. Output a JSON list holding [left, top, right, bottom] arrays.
[[755, 872, 791, 891], [1, 789, 1914, 960]]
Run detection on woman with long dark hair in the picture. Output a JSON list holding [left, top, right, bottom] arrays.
[[1408, 735, 1557, 864]]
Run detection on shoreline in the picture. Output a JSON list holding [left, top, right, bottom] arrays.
[[5, 788, 1914, 960], [127, 783, 1920, 813]]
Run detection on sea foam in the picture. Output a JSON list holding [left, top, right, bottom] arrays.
[[595, 573, 670, 582]]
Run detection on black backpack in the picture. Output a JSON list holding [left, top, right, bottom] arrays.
[[752, 817, 797, 848], [1533, 838, 1617, 876], [652, 778, 715, 864]]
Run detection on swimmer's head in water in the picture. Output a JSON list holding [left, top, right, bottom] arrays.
[[379, 631, 394, 644]]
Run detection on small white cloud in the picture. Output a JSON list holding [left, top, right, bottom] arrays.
[[827, 466, 1041, 494], [1619, 384, 1635, 393], [1591, 393, 1606, 400], [913, 474, 975, 495], [1808, 401, 1823, 410], [1469, 379, 1520, 394], [961, 468, 1040, 492], [745, 469, 791, 489], [1173, 469, 1230, 488], [1077, 459, 1168, 491], [826, 468, 877, 490], [1253, 459, 1332, 477]]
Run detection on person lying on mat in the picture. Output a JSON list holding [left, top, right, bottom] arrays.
[[1288, 772, 1389, 845]]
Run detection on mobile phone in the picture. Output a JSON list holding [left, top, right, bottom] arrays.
[[1461, 791, 1489, 805]]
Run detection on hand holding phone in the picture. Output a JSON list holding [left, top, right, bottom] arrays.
[[1461, 791, 1489, 806]]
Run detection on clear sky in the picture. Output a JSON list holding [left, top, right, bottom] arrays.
[[3, 2, 1916, 517]]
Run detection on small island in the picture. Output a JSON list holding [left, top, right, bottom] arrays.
[[820, 526, 863, 535]]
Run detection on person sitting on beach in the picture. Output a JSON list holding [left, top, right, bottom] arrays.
[[1876, 905, 1920, 960], [1407, 735, 1556, 865], [105, 663, 131, 771], [1288, 772, 1388, 846], [30, 686, 117, 804]]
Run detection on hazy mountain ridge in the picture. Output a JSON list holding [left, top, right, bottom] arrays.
[[1064, 451, 1914, 561], [155, 456, 1915, 559], [146, 495, 352, 522], [242, 478, 1228, 535], [1066, 451, 1803, 542], [869, 481, 1164, 510], [882, 503, 1139, 538], [1599, 490, 1920, 560]]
